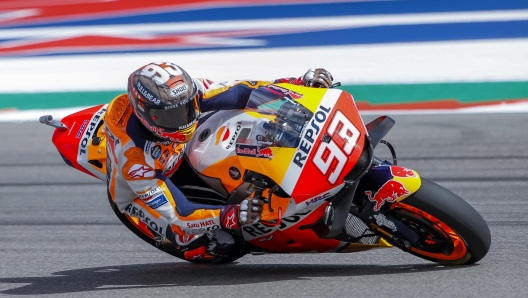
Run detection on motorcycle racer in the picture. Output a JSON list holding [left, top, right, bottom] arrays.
[[105, 62, 334, 261]]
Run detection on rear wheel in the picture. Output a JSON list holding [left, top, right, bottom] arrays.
[[389, 178, 491, 265]]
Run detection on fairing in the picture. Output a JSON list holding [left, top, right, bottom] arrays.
[[51, 104, 108, 181], [47, 83, 417, 254]]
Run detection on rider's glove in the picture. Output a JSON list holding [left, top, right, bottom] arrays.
[[220, 198, 264, 229], [302, 68, 334, 88]]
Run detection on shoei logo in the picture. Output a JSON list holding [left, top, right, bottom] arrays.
[[170, 83, 188, 98]]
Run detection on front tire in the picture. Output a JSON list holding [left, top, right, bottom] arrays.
[[391, 178, 491, 265]]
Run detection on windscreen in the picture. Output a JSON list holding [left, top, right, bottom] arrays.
[[237, 86, 313, 148]]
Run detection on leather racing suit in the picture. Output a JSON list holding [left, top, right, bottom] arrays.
[[105, 77, 303, 259]]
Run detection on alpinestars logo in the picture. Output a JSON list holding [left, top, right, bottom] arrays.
[[128, 164, 155, 179], [226, 213, 237, 229]]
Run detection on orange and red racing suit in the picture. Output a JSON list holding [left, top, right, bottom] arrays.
[[105, 77, 303, 243]]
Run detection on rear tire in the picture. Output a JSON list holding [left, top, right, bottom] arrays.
[[391, 178, 491, 265]]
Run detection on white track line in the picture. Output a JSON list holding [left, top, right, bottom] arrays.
[[1, 38, 528, 93], [3, 101, 528, 123]]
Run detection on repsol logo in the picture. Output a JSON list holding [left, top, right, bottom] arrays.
[[293, 105, 331, 168], [124, 204, 165, 236], [242, 209, 312, 238], [79, 107, 106, 155], [226, 122, 242, 150]]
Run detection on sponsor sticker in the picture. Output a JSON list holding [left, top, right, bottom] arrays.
[[138, 187, 161, 201], [239, 135, 274, 146], [305, 192, 331, 206], [228, 166, 241, 180], [292, 104, 331, 168], [186, 219, 216, 229], [78, 106, 106, 156], [124, 203, 166, 236], [170, 83, 188, 98], [235, 145, 273, 159], [146, 194, 168, 209], [137, 101, 145, 112], [242, 208, 313, 240], [151, 145, 161, 159], [164, 150, 184, 173], [226, 122, 242, 149], [144, 141, 152, 153], [160, 149, 171, 164], [175, 234, 199, 246], [365, 180, 410, 211], [75, 120, 88, 138], [215, 126, 228, 145], [136, 81, 160, 105], [258, 235, 274, 242], [128, 164, 155, 179], [390, 166, 417, 178]]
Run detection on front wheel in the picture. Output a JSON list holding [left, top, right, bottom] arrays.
[[389, 178, 491, 265]]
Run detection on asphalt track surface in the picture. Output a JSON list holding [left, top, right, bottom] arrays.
[[0, 113, 527, 298]]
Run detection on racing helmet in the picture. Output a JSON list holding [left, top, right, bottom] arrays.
[[128, 62, 200, 143]]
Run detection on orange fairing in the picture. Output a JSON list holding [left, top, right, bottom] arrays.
[[245, 202, 342, 253]]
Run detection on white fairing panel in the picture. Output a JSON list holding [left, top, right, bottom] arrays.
[[186, 110, 257, 172]]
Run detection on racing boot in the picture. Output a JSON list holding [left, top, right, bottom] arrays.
[[206, 229, 236, 257]]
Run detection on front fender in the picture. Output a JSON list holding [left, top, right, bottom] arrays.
[[355, 163, 422, 212]]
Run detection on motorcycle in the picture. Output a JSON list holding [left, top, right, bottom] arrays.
[[40, 83, 491, 265]]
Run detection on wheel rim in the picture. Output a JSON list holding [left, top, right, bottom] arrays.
[[391, 203, 468, 261]]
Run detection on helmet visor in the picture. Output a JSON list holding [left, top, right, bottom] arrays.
[[147, 92, 199, 131]]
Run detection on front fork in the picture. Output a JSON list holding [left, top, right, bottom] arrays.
[[350, 161, 423, 249]]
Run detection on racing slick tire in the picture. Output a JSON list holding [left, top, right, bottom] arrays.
[[391, 178, 491, 265]]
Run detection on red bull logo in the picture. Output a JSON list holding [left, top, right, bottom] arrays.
[[256, 147, 273, 158], [235, 145, 273, 158], [390, 166, 417, 178], [365, 180, 410, 211], [156, 130, 188, 142]]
